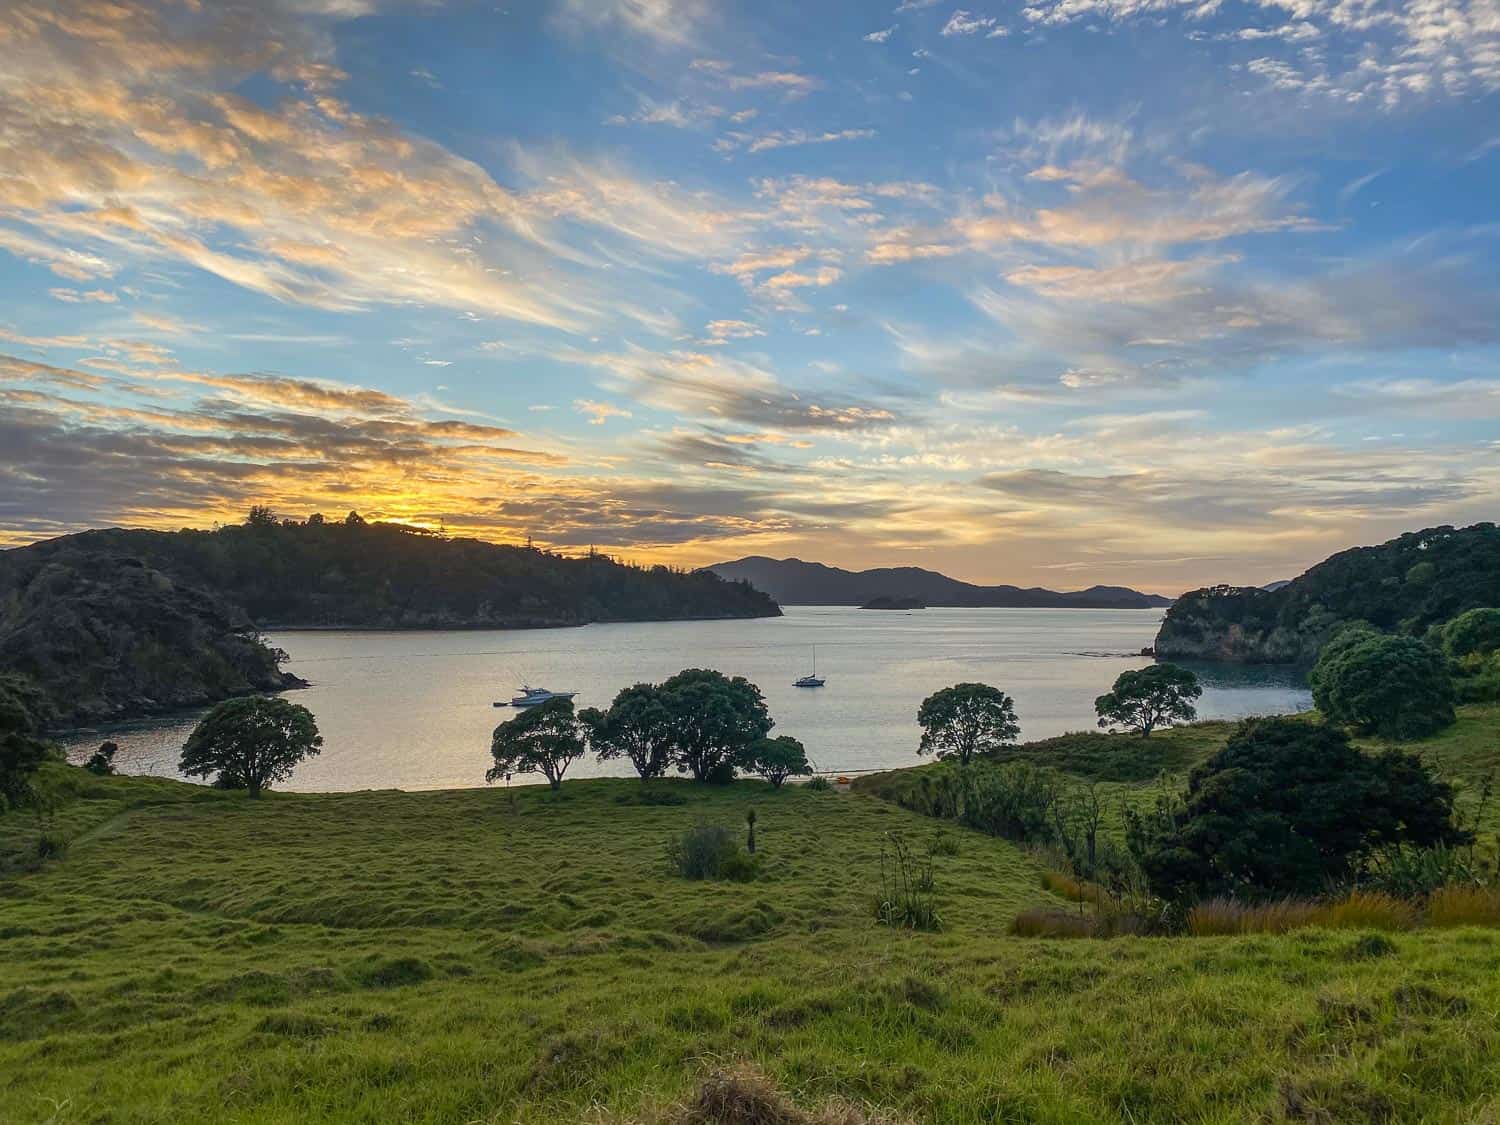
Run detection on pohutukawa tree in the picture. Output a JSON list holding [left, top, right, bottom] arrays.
[[488, 696, 586, 791], [1311, 631, 1456, 740], [659, 668, 772, 782], [1094, 663, 1202, 738], [916, 683, 1020, 765], [179, 696, 322, 797], [579, 683, 676, 782], [746, 735, 813, 788]]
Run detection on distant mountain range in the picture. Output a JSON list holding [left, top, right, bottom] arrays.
[[704, 557, 1174, 609]]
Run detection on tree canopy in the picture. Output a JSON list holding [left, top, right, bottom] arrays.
[[579, 684, 676, 782], [179, 695, 322, 797], [917, 683, 1020, 765], [0, 674, 52, 808], [1310, 632, 1456, 740], [658, 669, 773, 782], [1094, 663, 1201, 737], [488, 696, 586, 791], [1128, 717, 1467, 902], [1156, 522, 1500, 663], [746, 735, 812, 788]]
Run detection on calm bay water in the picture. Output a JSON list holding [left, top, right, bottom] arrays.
[[58, 607, 1311, 790]]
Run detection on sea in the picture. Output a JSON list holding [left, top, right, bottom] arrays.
[[56, 606, 1312, 791]]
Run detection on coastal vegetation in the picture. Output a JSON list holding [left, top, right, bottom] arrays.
[[1155, 522, 1500, 663], [0, 514, 780, 726]]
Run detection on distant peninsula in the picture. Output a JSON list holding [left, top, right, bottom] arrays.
[[861, 595, 927, 610], [705, 556, 1174, 610], [1155, 523, 1500, 663], [0, 515, 780, 726]]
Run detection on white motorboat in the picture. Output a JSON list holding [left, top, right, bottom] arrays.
[[793, 647, 826, 688], [497, 686, 579, 708]]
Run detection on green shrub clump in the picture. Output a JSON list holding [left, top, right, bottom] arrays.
[[1310, 629, 1456, 739], [668, 824, 760, 881]]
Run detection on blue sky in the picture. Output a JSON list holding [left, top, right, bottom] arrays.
[[1, 0, 1496, 591]]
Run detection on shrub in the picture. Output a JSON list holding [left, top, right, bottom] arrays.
[[1427, 885, 1500, 927], [1128, 717, 1468, 903], [1365, 844, 1483, 898], [873, 833, 940, 931], [703, 759, 737, 786], [1437, 607, 1500, 659], [955, 761, 1061, 843], [0, 674, 52, 808], [930, 828, 959, 857], [1311, 632, 1456, 740], [668, 824, 758, 881], [83, 741, 118, 777], [34, 832, 68, 861], [805, 775, 833, 792]]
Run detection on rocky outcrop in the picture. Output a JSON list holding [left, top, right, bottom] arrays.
[[0, 552, 301, 726]]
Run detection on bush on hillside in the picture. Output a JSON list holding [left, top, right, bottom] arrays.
[[1311, 632, 1456, 739], [668, 824, 760, 881], [1127, 717, 1469, 903], [84, 741, 118, 777], [1434, 608, 1500, 702], [0, 674, 52, 809]]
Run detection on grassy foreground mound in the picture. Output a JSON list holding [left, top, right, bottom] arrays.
[[4, 763, 1500, 1122]]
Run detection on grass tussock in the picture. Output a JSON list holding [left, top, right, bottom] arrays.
[[1427, 885, 1500, 927], [665, 1063, 910, 1125], [1009, 905, 1152, 939], [1188, 892, 1418, 936]]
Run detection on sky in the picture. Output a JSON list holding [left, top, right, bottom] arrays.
[[0, 0, 1497, 594]]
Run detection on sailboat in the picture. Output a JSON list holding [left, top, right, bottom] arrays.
[[793, 646, 826, 688]]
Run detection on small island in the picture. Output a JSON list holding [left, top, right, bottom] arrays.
[[860, 594, 928, 610]]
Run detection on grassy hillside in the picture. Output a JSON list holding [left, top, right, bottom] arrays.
[[5, 743, 1500, 1123], [853, 704, 1500, 838]]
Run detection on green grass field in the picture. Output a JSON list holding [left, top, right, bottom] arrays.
[[3, 709, 1500, 1123]]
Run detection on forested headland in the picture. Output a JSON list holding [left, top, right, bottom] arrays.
[[0, 512, 780, 725]]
